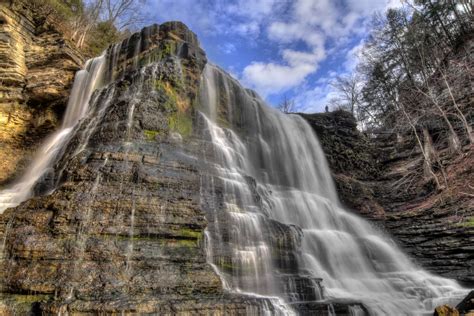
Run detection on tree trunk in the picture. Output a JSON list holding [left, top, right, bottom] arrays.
[[442, 72, 474, 145], [400, 104, 441, 189]]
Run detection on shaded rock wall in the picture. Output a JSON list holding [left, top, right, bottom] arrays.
[[300, 111, 385, 221], [0, 1, 84, 187], [300, 36, 473, 285], [301, 110, 473, 286]]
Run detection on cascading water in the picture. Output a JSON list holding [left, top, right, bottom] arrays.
[[0, 20, 468, 313], [199, 64, 467, 315], [0, 54, 107, 213]]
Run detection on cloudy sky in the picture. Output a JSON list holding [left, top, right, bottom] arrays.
[[145, 0, 402, 112]]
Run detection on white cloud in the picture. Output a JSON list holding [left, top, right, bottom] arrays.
[[222, 0, 287, 37], [242, 46, 326, 96], [242, 61, 317, 97], [244, 0, 404, 102], [294, 83, 339, 113], [343, 40, 364, 72], [225, 0, 282, 20], [233, 22, 261, 37]]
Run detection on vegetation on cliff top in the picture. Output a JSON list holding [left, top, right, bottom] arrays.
[[29, 0, 147, 56], [330, 1, 473, 192]]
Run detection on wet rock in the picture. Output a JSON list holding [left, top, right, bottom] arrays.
[[456, 290, 474, 314], [0, 1, 84, 186], [434, 305, 460, 316], [301, 106, 474, 284]]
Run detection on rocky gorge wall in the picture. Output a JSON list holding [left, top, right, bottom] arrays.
[[0, 0, 84, 186], [300, 110, 473, 286]]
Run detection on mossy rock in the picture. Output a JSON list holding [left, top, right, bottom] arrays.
[[179, 228, 202, 239], [0, 294, 49, 315], [144, 129, 160, 141], [169, 111, 192, 138]]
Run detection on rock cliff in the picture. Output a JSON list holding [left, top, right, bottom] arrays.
[[0, 19, 384, 314], [0, 1, 84, 186], [301, 110, 473, 286], [0, 22, 307, 315]]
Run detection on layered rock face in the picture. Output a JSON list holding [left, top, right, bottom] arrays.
[[0, 1, 83, 186], [0, 22, 287, 315], [301, 110, 473, 286]]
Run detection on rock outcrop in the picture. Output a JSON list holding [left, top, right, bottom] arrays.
[[0, 22, 290, 315], [301, 111, 473, 286], [0, 1, 84, 186]]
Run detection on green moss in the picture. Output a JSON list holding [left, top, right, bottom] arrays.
[[144, 130, 160, 141], [463, 217, 474, 228], [179, 228, 202, 239], [169, 112, 192, 138], [175, 239, 199, 248], [455, 217, 474, 228], [154, 80, 179, 111], [156, 41, 176, 61], [153, 78, 192, 137], [12, 294, 49, 304], [0, 293, 50, 313]]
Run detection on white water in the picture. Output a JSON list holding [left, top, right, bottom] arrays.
[[0, 54, 107, 213], [200, 64, 467, 315], [0, 31, 467, 313]]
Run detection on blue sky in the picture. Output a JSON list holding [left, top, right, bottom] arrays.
[[144, 0, 402, 112]]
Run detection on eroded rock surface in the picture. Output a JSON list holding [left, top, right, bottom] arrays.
[[301, 110, 473, 285], [0, 1, 83, 186], [0, 22, 264, 314]]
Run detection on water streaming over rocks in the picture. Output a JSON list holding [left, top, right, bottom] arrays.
[[198, 63, 467, 315], [0, 54, 107, 213], [0, 21, 469, 314]]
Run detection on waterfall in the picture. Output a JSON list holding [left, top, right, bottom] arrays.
[[0, 53, 109, 213], [199, 64, 467, 315], [0, 23, 468, 313]]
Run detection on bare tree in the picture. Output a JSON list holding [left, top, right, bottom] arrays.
[[101, 0, 148, 30], [440, 65, 473, 145], [330, 74, 361, 116], [69, 0, 147, 49], [71, 0, 104, 48], [278, 95, 295, 113]]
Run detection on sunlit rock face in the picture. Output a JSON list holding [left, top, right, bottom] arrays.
[[0, 21, 468, 315], [0, 2, 83, 186], [0, 20, 288, 315]]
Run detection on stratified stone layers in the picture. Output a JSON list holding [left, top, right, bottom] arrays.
[[0, 2, 83, 186], [0, 22, 268, 314]]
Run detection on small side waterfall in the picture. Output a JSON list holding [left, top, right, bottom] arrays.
[[199, 64, 467, 315], [0, 54, 107, 213]]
